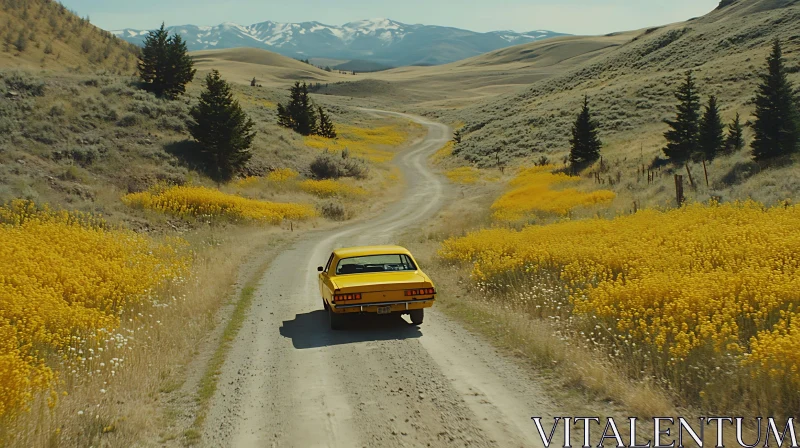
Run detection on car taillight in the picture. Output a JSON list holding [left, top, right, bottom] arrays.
[[333, 293, 362, 302], [404, 288, 435, 296]]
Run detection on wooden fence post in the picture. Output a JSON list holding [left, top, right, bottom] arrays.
[[702, 159, 709, 187], [675, 174, 685, 206], [684, 163, 695, 189]]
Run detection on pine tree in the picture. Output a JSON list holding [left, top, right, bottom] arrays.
[[138, 24, 168, 94], [725, 112, 744, 153], [698, 95, 725, 161], [317, 106, 337, 138], [277, 81, 318, 136], [138, 23, 196, 99], [163, 33, 195, 99], [569, 96, 602, 171], [663, 71, 701, 163], [188, 70, 256, 181], [276, 103, 293, 129], [751, 40, 799, 162]]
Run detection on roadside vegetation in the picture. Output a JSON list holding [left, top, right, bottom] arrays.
[[419, 34, 800, 418], [0, 5, 423, 443]]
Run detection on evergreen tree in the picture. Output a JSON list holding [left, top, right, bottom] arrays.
[[569, 96, 602, 171], [698, 95, 725, 161], [725, 112, 745, 153], [317, 106, 337, 138], [663, 71, 701, 163], [276, 103, 293, 129], [138, 23, 196, 99], [163, 33, 195, 99], [188, 70, 256, 181], [751, 40, 799, 162], [277, 81, 318, 136]]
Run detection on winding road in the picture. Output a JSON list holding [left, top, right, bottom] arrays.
[[202, 111, 557, 447]]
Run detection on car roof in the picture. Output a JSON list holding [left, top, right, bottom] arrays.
[[333, 245, 412, 258]]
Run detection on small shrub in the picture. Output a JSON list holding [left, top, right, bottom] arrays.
[[158, 116, 185, 133], [68, 146, 99, 166], [80, 37, 92, 54], [59, 165, 83, 181], [105, 107, 119, 122], [1, 71, 46, 96], [0, 117, 13, 134], [23, 122, 59, 145], [48, 102, 66, 117], [319, 201, 347, 221], [128, 100, 166, 119], [117, 113, 139, 127], [343, 158, 368, 179], [100, 83, 136, 97], [310, 152, 345, 179], [309, 152, 369, 180]]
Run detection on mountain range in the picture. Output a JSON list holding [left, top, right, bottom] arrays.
[[112, 18, 567, 67]]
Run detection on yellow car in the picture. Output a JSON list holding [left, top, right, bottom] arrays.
[[318, 245, 436, 330]]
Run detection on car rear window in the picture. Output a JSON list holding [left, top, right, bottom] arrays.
[[335, 254, 417, 275]]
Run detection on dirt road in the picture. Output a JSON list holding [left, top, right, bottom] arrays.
[[202, 111, 558, 447]]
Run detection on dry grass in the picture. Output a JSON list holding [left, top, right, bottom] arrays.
[[0, 68, 420, 229], [191, 47, 349, 88], [0, 0, 138, 73], [421, 158, 800, 418], [0, 61, 426, 444], [404, 200, 674, 418], [2, 225, 285, 447], [430, 275, 674, 419]]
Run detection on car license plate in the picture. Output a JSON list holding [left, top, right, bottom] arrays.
[[377, 306, 392, 315]]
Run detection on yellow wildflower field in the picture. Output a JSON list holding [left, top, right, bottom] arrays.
[[304, 123, 414, 163], [445, 167, 480, 184], [431, 141, 454, 164], [266, 168, 300, 183], [298, 179, 367, 198], [440, 201, 800, 394], [0, 201, 190, 419], [122, 185, 317, 224], [233, 168, 300, 189], [491, 165, 615, 221]]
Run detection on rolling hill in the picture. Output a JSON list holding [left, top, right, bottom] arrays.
[[437, 0, 800, 168], [190, 47, 349, 86], [0, 0, 138, 73]]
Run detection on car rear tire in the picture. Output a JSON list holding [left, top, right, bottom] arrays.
[[322, 298, 329, 311], [329, 307, 344, 331], [409, 309, 424, 326]]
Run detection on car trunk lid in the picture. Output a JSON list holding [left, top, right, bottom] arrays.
[[332, 271, 429, 293]]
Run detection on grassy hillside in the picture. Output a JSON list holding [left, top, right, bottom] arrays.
[[191, 47, 349, 87], [0, 0, 138, 73], [0, 65, 424, 446], [421, 0, 800, 207], [437, 0, 799, 162], [0, 68, 419, 228]]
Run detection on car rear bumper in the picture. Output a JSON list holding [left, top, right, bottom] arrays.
[[331, 299, 434, 314]]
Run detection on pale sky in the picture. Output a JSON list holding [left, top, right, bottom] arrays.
[[61, 0, 721, 35]]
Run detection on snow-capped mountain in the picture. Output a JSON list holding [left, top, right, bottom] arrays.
[[112, 19, 567, 66]]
